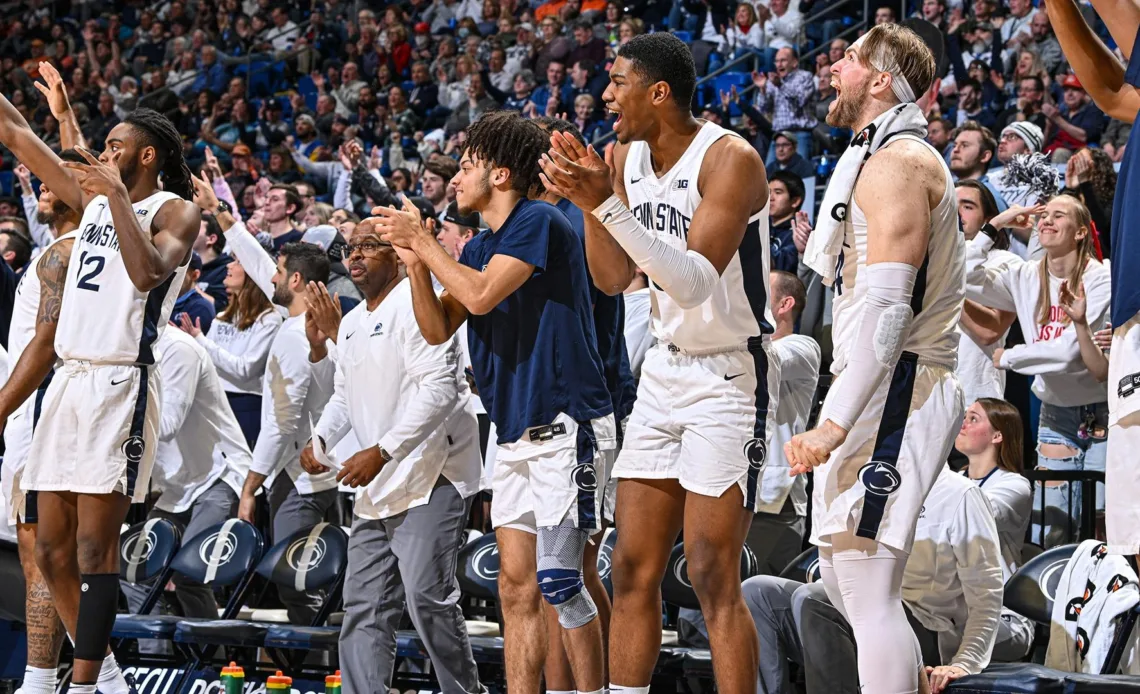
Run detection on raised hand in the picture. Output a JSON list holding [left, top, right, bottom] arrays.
[[14, 164, 32, 192], [190, 172, 219, 211], [1058, 280, 1088, 326], [34, 62, 73, 118], [990, 204, 1045, 232], [538, 130, 614, 210], [59, 146, 126, 199], [792, 211, 812, 254], [178, 313, 204, 337], [305, 281, 343, 343]]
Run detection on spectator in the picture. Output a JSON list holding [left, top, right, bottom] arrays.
[[487, 47, 519, 94], [265, 184, 305, 249], [768, 170, 806, 273], [195, 216, 234, 310], [172, 253, 218, 335], [84, 91, 121, 146], [767, 130, 814, 179], [1029, 12, 1064, 75], [1101, 118, 1130, 163], [920, 0, 948, 32], [763, 0, 803, 54], [572, 94, 604, 141], [996, 121, 1044, 166], [168, 52, 199, 97], [534, 17, 573, 80], [531, 60, 572, 113], [445, 72, 497, 134], [1043, 74, 1107, 155], [1000, 0, 1038, 59], [996, 76, 1047, 132], [292, 114, 322, 160], [408, 61, 441, 117], [928, 117, 954, 162], [949, 121, 1008, 210], [387, 86, 422, 136], [0, 225, 31, 272], [753, 47, 816, 161], [331, 62, 367, 118], [264, 6, 300, 51], [951, 78, 998, 130], [875, 5, 897, 24], [506, 70, 538, 111], [421, 157, 460, 217], [716, 3, 766, 59], [566, 60, 605, 108], [568, 18, 607, 71], [266, 147, 302, 184]]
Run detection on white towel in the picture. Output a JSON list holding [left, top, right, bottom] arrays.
[[1045, 539, 1140, 674], [803, 102, 930, 285]]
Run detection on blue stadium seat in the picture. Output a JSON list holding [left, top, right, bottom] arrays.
[[713, 72, 750, 117], [456, 530, 500, 601], [402, 80, 415, 93], [0, 171, 12, 197], [112, 519, 262, 651], [672, 30, 692, 44], [174, 523, 348, 672], [114, 518, 182, 617]]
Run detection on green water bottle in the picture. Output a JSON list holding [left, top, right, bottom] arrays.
[[220, 662, 244, 694], [325, 670, 341, 694]]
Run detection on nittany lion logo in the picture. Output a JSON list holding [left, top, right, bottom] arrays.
[[120, 529, 157, 564], [830, 203, 848, 222], [472, 544, 500, 581], [285, 536, 327, 572], [744, 439, 767, 470], [121, 436, 146, 464], [198, 531, 237, 567], [858, 461, 902, 495], [673, 556, 692, 588], [572, 463, 598, 492]]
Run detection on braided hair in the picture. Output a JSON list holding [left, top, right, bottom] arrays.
[[123, 108, 194, 201]]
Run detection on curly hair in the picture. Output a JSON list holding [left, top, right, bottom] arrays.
[[464, 110, 548, 195], [1085, 147, 1118, 212], [123, 108, 194, 201]]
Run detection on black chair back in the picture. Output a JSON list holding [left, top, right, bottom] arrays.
[[457, 532, 500, 601], [1003, 543, 1078, 625], [779, 547, 821, 584], [661, 542, 761, 610]]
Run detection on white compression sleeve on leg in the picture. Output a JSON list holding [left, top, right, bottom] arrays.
[[826, 262, 918, 431], [592, 195, 720, 309]]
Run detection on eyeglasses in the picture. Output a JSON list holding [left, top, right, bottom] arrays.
[[343, 240, 393, 258]]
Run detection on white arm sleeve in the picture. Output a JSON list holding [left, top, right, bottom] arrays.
[[827, 262, 918, 431], [223, 221, 277, 302], [592, 195, 720, 310], [22, 194, 52, 250]]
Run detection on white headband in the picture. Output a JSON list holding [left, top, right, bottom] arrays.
[[852, 34, 917, 103]]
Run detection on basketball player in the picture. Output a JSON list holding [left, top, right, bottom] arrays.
[[373, 110, 615, 694], [0, 94, 200, 693], [3, 151, 92, 694], [1045, 0, 1140, 560], [538, 32, 775, 693], [783, 25, 964, 693]]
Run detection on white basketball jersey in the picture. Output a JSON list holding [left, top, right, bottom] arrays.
[[623, 122, 774, 352], [830, 135, 965, 374], [55, 191, 188, 365], [9, 231, 79, 368]]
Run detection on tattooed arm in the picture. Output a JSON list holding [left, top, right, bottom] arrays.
[[0, 238, 74, 428]]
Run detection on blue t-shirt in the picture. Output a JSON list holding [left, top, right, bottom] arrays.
[[460, 199, 613, 444], [556, 198, 637, 424], [172, 289, 218, 335], [1111, 26, 1140, 327]]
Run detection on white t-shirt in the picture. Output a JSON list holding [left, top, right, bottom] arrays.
[[957, 248, 1022, 407]]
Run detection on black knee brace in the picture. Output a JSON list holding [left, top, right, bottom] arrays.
[[74, 573, 119, 662]]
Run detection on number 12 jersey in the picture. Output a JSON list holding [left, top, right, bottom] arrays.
[[56, 191, 188, 365]]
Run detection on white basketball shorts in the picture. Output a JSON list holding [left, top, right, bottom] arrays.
[[1, 375, 52, 525], [491, 412, 616, 533], [1107, 314, 1140, 555], [613, 340, 780, 510], [811, 355, 963, 554], [23, 361, 161, 503]]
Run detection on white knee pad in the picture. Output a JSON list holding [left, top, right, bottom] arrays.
[[536, 521, 598, 629]]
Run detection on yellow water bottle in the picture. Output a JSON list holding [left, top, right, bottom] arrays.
[[325, 670, 342, 694], [266, 671, 292, 693]]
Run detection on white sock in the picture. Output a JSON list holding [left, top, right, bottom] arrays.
[[609, 686, 649, 694], [68, 685, 96, 694], [547, 690, 575, 694], [21, 666, 58, 694], [97, 654, 129, 694], [579, 689, 605, 694]]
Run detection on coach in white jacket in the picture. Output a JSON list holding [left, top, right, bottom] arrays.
[[121, 329, 253, 650], [300, 226, 485, 694], [744, 466, 1005, 693]]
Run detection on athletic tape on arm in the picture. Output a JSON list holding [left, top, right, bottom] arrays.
[[826, 262, 917, 431], [204, 518, 242, 583], [125, 517, 162, 584], [592, 195, 720, 309], [294, 522, 329, 592]]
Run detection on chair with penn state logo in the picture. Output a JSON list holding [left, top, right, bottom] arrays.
[[112, 519, 263, 666], [109, 518, 182, 661], [172, 522, 349, 674], [778, 546, 822, 585]]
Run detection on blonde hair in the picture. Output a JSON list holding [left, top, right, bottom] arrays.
[[574, 93, 594, 110], [1035, 194, 1096, 327], [856, 23, 936, 100]]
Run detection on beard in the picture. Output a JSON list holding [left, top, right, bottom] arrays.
[[825, 74, 873, 129], [272, 283, 293, 307], [36, 198, 70, 226], [457, 168, 492, 217]]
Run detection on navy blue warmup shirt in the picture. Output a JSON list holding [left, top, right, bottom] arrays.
[[1111, 25, 1140, 328], [460, 199, 613, 444], [556, 198, 637, 425]]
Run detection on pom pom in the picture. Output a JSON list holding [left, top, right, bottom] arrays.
[[999, 153, 1060, 204]]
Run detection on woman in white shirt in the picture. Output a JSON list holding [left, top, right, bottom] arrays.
[[965, 195, 1110, 546], [180, 258, 283, 448], [716, 3, 766, 60], [955, 397, 1036, 660]]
